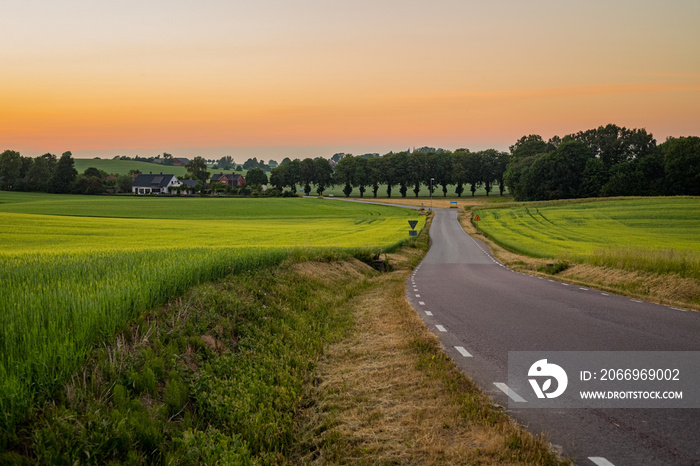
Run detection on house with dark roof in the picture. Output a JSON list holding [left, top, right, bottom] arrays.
[[179, 179, 197, 195], [173, 158, 190, 167], [131, 174, 180, 194], [210, 173, 246, 187]]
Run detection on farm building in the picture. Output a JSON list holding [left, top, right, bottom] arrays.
[[173, 158, 190, 167], [132, 174, 180, 195], [210, 173, 246, 187]]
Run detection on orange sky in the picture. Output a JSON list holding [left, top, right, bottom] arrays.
[[2, 0, 699, 160]]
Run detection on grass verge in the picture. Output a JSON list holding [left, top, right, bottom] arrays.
[[293, 218, 569, 465], [1, 250, 376, 464]]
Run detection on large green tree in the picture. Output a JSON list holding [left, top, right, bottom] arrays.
[[300, 158, 316, 196], [216, 155, 234, 170], [117, 174, 134, 193], [284, 159, 302, 192], [353, 157, 369, 198], [333, 155, 356, 197], [246, 168, 268, 186], [408, 151, 427, 197], [493, 151, 510, 196], [431, 151, 453, 197], [0, 150, 22, 190], [451, 149, 470, 197], [661, 136, 700, 196], [185, 157, 210, 182], [382, 153, 398, 197], [392, 152, 409, 198], [509, 134, 551, 161], [366, 156, 382, 198], [269, 166, 285, 190], [314, 158, 333, 195], [504, 136, 553, 200], [25, 153, 57, 192], [521, 140, 591, 200], [50, 152, 78, 194]]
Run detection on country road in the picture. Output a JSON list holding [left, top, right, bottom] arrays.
[[407, 208, 700, 466]]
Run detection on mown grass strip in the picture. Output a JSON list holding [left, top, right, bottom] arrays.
[[293, 221, 569, 465]]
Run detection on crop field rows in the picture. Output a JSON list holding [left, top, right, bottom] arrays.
[[0, 193, 424, 431], [472, 198, 700, 279]]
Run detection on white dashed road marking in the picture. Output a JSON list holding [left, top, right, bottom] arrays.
[[588, 457, 616, 466], [454, 346, 472, 357], [493, 383, 526, 402], [425, 311, 433, 316], [436, 325, 447, 332], [419, 301, 425, 306]]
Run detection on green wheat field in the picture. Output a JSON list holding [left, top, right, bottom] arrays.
[[0, 192, 424, 430], [473, 197, 700, 279]]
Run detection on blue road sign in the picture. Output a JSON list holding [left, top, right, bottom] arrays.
[[408, 220, 418, 230]]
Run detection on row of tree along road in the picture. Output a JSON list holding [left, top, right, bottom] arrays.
[[1, 124, 699, 199], [268, 124, 699, 199]]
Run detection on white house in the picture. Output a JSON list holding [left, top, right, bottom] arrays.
[[131, 174, 181, 195]]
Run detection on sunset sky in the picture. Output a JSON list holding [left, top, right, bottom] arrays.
[[2, 0, 699, 160]]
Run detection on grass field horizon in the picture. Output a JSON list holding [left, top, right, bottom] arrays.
[[472, 197, 700, 282], [0, 192, 424, 432]]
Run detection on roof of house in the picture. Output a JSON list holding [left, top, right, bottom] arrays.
[[211, 173, 243, 182], [174, 158, 190, 164], [180, 179, 197, 187], [132, 174, 177, 188]]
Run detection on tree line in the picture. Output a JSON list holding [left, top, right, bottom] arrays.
[[504, 125, 700, 200], [269, 148, 509, 198], [2, 124, 698, 199], [0, 151, 135, 195]]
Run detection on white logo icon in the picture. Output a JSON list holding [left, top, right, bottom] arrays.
[[528, 359, 568, 399]]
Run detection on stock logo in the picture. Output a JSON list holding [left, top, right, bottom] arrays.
[[528, 359, 568, 399]]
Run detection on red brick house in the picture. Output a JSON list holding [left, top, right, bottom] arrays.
[[210, 173, 246, 187]]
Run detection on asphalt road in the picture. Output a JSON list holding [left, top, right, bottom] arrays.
[[407, 208, 700, 466]]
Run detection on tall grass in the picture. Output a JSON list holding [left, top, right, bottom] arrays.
[[0, 194, 425, 433], [0, 249, 288, 430], [586, 247, 700, 279]]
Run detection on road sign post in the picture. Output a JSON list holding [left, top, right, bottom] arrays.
[[408, 220, 419, 237]]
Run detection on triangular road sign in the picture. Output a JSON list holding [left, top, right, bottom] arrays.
[[474, 215, 481, 221], [408, 220, 418, 230]]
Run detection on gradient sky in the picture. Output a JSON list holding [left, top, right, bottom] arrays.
[[2, 0, 699, 160]]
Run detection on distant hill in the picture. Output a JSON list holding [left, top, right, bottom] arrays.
[[73, 159, 246, 177]]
